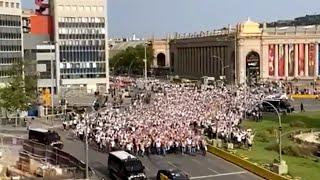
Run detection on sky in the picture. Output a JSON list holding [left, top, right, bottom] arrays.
[[23, 0, 320, 38]]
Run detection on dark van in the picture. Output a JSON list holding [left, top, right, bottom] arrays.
[[262, 99, 294, 113], [108, 151, 147, 180], [28, 128, 63, 149]]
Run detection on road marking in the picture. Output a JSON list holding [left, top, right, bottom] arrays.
[[167, 161, 178, 168], [168, 161, 191, 177], [207, 168, 219, 174], [190, 171, 247, 179], [144, 166, 150, 171]]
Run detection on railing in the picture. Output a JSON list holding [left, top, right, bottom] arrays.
[[21, 140, 94, 177]]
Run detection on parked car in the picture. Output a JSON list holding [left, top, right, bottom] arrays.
[[156, 169, 190, 180]]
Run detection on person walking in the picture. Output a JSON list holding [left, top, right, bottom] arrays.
[[300, 102, 305, 112]]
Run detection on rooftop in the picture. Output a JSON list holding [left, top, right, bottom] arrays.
[[109, 151, 136, 160]]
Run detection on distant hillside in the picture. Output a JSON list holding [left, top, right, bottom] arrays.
[[266, 14, 320, 27]]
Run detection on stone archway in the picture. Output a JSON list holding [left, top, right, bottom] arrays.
[[246, 51, 260, 81], [156, 53, 166, 67]]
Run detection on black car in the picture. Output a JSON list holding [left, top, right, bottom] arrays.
[[156, 169, 190, 180]]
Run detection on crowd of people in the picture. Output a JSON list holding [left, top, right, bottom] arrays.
[[64, 78, 285, 156]]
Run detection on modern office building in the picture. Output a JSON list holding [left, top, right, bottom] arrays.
[[0, 0, 23, 85], [170, 19, 320, 84], [50, 0, 109, 93]]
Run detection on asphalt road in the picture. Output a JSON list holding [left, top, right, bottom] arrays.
[[57, 129, 261, 180], [292, 99, 320, 111]]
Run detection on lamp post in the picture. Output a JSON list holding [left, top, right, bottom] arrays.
[[211, 55, 229, 79], [259, 100, 283, 164], [84, 111, 89, 179], [144, 44, 147, 80]]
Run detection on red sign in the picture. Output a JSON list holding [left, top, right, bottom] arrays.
[[268, 45, 275, 76]]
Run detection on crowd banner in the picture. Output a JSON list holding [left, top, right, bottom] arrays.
[[207, 145, 289, 180]]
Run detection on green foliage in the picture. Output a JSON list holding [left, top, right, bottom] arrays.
[[239, 111, 320, 180], [0, 61, 37, 114], [110, 44, 154, 74], [289, 120, 306, 128], [255, 131, 271, 143]]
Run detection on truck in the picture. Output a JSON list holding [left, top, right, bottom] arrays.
[[28, 128, 63, 149]]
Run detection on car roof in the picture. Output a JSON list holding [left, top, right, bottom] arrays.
[[109, 150, 137, 160], [29, 128, 48, 133]]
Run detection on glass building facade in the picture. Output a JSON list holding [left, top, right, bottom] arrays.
[[57, 17, 106, 80], [0, 4, 23, 81]]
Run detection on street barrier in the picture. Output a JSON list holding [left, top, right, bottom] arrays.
[[289, 94, 317, 99], [20, 140, 93, 177], [207, 145, 289, 180]]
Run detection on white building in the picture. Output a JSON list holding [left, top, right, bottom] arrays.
[[0, 0, 23, 85], [50, 0, 109, 93]]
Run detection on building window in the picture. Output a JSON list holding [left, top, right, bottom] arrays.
[[11, 2, 14, 8], [5, 2, 9, 7], [16, 3, 19, 8], [0, 1, 3, 7]]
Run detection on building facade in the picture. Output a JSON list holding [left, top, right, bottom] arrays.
[[170, 19, 320, 84], [170, 30, 235, 82], [0, 0, 23, 85], [51, 0, 109, 93]]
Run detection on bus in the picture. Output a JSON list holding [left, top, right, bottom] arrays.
[[108, 151, 147, 180]]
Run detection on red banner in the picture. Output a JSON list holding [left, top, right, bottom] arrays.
[[308, 44, 315, 76], [288, 44, 295, 77], [268, 45, 275, 76], [278, 45, 285, 76], [298, 44, 305, 76]]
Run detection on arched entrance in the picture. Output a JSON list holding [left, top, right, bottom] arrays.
[[246, 51, 260, 82], [157, 53, 166, 67]]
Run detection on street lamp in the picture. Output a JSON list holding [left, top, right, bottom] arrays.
[[211, 55, 229, 79], [43, 41, 57, 118], [144, 41, 152, 80], [259, 100, 283, 165]]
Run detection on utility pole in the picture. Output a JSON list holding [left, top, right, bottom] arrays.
[[144, 44, 147, 80], [84, 111, 89, 179]]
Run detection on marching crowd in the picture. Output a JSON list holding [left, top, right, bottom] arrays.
[[64, 79, 284, 156]]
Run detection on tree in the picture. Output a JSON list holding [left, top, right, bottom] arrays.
[[110, 44, 154, 75], [0, 60, 37, 118]]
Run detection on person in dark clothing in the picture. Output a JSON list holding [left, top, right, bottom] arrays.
[[300, 102, 305, 112]]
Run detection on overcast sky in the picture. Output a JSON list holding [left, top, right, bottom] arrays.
[[23, 0, 320, 38]]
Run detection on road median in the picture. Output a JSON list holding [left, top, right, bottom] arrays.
[[207, 145, 289, 180]]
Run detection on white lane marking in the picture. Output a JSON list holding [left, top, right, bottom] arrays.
[[208, 168, 219, 174], [144, 166, 150, 171], [190, 171, 247, 179], [167, 161, 178, 168], [168, 161, 191, 177]]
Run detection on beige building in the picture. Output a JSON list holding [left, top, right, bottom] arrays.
[[170, 19, 320, 84], [51, 0, 109, 93]]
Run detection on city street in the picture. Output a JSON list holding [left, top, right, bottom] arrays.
[[292, 99, 320, 111], [58, 129, 261, 180]]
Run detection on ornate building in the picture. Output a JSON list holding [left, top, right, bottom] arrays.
[[170, 19, 320, 84]]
